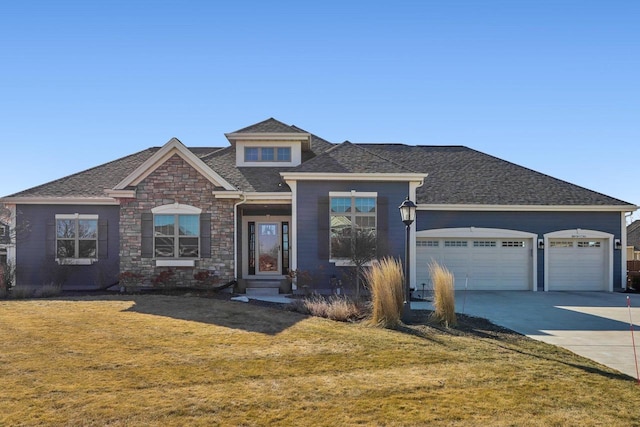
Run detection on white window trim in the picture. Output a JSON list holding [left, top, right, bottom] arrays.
[[236, 140, 302, 167], [329, 191, 378, 264], [152, 203, 201, 261], [329, 191, 378, 198], [55, 213, 99, 264], [244, 146, 292, 162], [152, 203, 202, 215], [57, 258, 98, 266], [156, 259, 196, 267], [332, 259, 374, 267]]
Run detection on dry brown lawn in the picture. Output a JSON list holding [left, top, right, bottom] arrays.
[[1, 294, 639, 426]]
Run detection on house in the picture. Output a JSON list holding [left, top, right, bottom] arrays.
[[0, 118, 637, 294], [628, 220, 640, 261]]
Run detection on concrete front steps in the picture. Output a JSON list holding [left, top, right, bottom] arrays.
[[237, 278, 292, 295]]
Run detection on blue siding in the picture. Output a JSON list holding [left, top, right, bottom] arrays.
[[296, 181, 410, 290], [16, 204, 120, 290], [416, 210, 623, 290]]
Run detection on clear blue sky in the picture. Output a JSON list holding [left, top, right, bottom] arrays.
[[1, 1, 638, 217]]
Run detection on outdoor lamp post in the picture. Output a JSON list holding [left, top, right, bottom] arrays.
[[399, 196, 416, 323]]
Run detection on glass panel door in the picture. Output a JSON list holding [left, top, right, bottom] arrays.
[[257, 223, 280, 274]]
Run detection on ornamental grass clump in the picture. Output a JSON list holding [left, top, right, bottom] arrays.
[[430, 261, 457, 327], [290, 294, 362, 322], [366, 257, 404, 328]]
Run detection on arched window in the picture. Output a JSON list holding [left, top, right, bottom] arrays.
[[151, 204, 202, 259]]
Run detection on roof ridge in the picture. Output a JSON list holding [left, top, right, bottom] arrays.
[[290, 125, 335, 145], [230, 117, 304, 134], [187, 146, 226, 160], [352, 142, 422, 174], [289, 140, 423, 175]]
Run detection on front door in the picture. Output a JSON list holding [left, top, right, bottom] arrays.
[[257, 223, 280, 274]]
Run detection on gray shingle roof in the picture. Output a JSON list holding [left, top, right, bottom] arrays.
[[231, 118, 306, 134], [200, 147, 293, 192], [291, 141, 419, 174], [4, 148, 161, 198], [2, 119, 635, 208], [362, 144, 632, 206], [290, 125, 334, 158]]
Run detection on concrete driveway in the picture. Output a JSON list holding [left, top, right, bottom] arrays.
[[413, 291, 640, 379]]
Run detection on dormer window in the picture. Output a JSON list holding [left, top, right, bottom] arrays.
[[244, 147, 291, 163]]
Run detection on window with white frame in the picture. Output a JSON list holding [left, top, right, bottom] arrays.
[[152, 204, 201, 259], [56, 214, 98, 259], [154, 214, 199, 258], [329, 193, 376, 259], [244, 146, 291, 162]]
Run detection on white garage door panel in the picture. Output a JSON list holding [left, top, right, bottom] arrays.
[[548, 239, 606, 291], [416, 239, 531, 291]]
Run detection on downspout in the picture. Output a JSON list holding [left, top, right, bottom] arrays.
[[409, 178, 426, 290], [233, 193, 247, 280]]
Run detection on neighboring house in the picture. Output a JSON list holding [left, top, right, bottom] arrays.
[[628, 220, 640, 261], [0, 118, 637, 293], [0, 220, 9, 289]]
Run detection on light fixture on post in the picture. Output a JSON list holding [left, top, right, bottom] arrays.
[[398, 196, 417, 323]]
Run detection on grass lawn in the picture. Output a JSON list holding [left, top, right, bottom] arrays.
[[1, 294, 639, 426]]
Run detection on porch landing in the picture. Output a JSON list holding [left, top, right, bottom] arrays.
[[239, 278, 292, 295]]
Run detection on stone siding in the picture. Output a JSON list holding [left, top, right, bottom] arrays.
[[118, 154, 236, 288]]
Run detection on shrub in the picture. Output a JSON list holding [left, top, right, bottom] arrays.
[[119, 271, 145, 289], [430, 261, 457, 327], [152, 268, 175, 287], [289, 294, 362, 322], [10, 283, 62, 299], [365, 257, 404, 328], [33, 283, 62, 298], [10, 285, 36, 299]]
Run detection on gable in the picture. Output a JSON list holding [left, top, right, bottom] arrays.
[[229, 118, 306, 134], [113, 138, 235, 192]]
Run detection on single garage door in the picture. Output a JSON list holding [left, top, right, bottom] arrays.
[[416, 238, 532, 291], [547, 239, 607, 291]]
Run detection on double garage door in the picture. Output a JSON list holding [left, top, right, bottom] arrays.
[[416, 235, 609, 291], [416, 238, 533, 291]]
